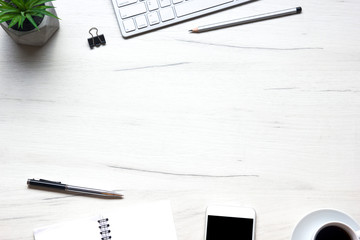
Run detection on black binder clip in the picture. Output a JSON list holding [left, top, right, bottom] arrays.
[[88, 27, 106, 49]]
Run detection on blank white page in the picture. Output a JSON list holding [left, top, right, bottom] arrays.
[[110, 201, 178, 240], [34, 217, 99, 240]]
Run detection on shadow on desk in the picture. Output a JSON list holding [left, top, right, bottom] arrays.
[[3, 28, 60, 64]]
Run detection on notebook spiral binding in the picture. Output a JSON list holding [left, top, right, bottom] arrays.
[[98, 218, 111, 240]]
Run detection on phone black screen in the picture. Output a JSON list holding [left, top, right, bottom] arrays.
[[206, 215, 253, 240]]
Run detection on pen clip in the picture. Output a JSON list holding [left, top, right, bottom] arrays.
[[39, 179, 62, 184]]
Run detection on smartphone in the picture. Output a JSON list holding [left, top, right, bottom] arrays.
[[204, 205, 256, 240]]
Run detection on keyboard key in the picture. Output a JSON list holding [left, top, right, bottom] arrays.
[[175, 0, 233, 17], [135, 15, 148, 29], [119, 2, 147, 19], [116, 0, 137, 7], [148, 12, 160, 25], [159, 0, 171, 7], [123, 18, 136, 32], [147, 0, 159, 11], [159, 7, 175, 22], [112, 0, 252, 37]]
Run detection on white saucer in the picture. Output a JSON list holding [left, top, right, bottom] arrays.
[[291, 209, 360, 240]]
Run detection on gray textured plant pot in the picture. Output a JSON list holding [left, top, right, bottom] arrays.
[[0, 2, 59, 46]]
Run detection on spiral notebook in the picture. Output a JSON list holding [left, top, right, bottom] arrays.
[[33, 201, 177, 240]]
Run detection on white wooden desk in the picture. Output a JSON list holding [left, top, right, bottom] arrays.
[[1, 0, 359, 239]]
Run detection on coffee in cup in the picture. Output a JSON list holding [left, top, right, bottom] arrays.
[[313, 222, 360, 240]]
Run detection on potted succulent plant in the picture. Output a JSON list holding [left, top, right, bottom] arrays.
[[0, 0, 60, 46]]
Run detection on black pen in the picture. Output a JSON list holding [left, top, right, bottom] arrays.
[[27, 179, 123, 198]]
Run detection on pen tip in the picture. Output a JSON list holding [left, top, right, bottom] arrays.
[[296, 7, 302, 13], [103, 192, 123, 198], [189, 28, 198, 33]]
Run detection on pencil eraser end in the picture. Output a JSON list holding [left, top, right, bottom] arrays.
[[296, 7, 302, 13]]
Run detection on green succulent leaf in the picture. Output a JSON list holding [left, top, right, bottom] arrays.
[[30, 13, 44, 18], [0, 9, 20, 16], [0, 1, 15, 8], [10, 0, 26, 10], [0, 0, 59, 29], [25, 13, 38, 30], [31, 8, 58, 19], [32, 0, 55, 7], [7, 14, 21, 28], [0, 13, 18, 22]]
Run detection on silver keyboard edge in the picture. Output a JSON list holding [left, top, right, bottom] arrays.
[[111, 0, 256, 38]]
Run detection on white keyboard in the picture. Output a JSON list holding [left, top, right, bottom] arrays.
[[111, 0, 255, 37]]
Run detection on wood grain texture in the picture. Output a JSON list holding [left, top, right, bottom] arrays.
[[0, 0, 359, 240]]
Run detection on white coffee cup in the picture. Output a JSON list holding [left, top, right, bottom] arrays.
[[312, 222, 360, 240]]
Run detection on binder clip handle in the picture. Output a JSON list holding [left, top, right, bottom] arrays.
[[88, 27, 106, 49]]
